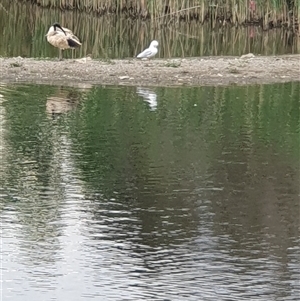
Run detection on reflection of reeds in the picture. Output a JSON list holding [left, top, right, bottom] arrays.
[[14, 0, 299, 31], [1, 1, 298, 59]]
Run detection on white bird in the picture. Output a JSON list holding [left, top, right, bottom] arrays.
[[137, 40, 159, 59], [46, 22, 82, 60]]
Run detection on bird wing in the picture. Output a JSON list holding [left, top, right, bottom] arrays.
[[63, 28, 81, 44], [55, 27, 73, 35], [137, 48, 153, 58], [47, 33, 69, 49], [67, 37, 81, 48], [50, 26, 81, 44], [62, 27, 72, 33], [69, 34, 81, 44]]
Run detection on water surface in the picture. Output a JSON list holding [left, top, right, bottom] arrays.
[[0, 82, 299, 300]]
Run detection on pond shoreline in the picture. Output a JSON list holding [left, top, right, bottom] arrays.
[[0, 55, 299, 88]]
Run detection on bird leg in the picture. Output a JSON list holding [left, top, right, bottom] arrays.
[[59, 49, 63, 61]]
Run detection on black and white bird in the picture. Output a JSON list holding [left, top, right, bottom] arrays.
[[46, 22, 81, 60]]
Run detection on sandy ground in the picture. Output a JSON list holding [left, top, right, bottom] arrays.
[[0, 54, 299, 87]]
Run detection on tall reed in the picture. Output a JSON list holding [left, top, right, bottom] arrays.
[[13, 0, 299, 31], [1, 1, 298, 59]]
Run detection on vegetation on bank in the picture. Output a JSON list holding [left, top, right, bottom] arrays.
[[16, 0, 299, 31], [2, 1, 298, 59]]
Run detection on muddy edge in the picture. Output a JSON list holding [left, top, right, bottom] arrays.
[[0, 55, 299, 87]]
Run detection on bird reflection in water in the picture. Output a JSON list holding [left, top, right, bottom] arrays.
[[46, 85, 91, 117], [136, 87, 158, 111]]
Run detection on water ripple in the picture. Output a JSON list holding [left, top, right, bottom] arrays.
[[1, 83, 299, 301]]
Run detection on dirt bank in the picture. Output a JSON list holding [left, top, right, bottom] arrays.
[[0, 55, 299, 87]]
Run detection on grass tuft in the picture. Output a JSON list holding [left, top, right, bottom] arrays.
[[164, 61, 181, 68], [10, 62, 22, 67]]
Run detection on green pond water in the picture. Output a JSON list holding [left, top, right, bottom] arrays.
[[0, 82, 299, 300], [0, 0, 299, 59]]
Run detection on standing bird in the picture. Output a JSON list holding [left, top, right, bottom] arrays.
[[46, 22, 82, 60], [137, 40, 159, 59]]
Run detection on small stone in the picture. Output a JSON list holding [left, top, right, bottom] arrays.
[[119, 76, 130, 80], [76, 57, 92, 63], [240, 53, 255, 59]]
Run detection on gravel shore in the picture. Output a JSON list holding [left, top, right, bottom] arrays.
[[0, 54, 299, 87]]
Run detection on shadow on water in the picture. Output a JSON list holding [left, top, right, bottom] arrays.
[[0, 82, 299, 300], [0, 0, 299, 59]]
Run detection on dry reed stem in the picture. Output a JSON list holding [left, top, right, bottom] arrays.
[[12, 0, 298, 32]]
